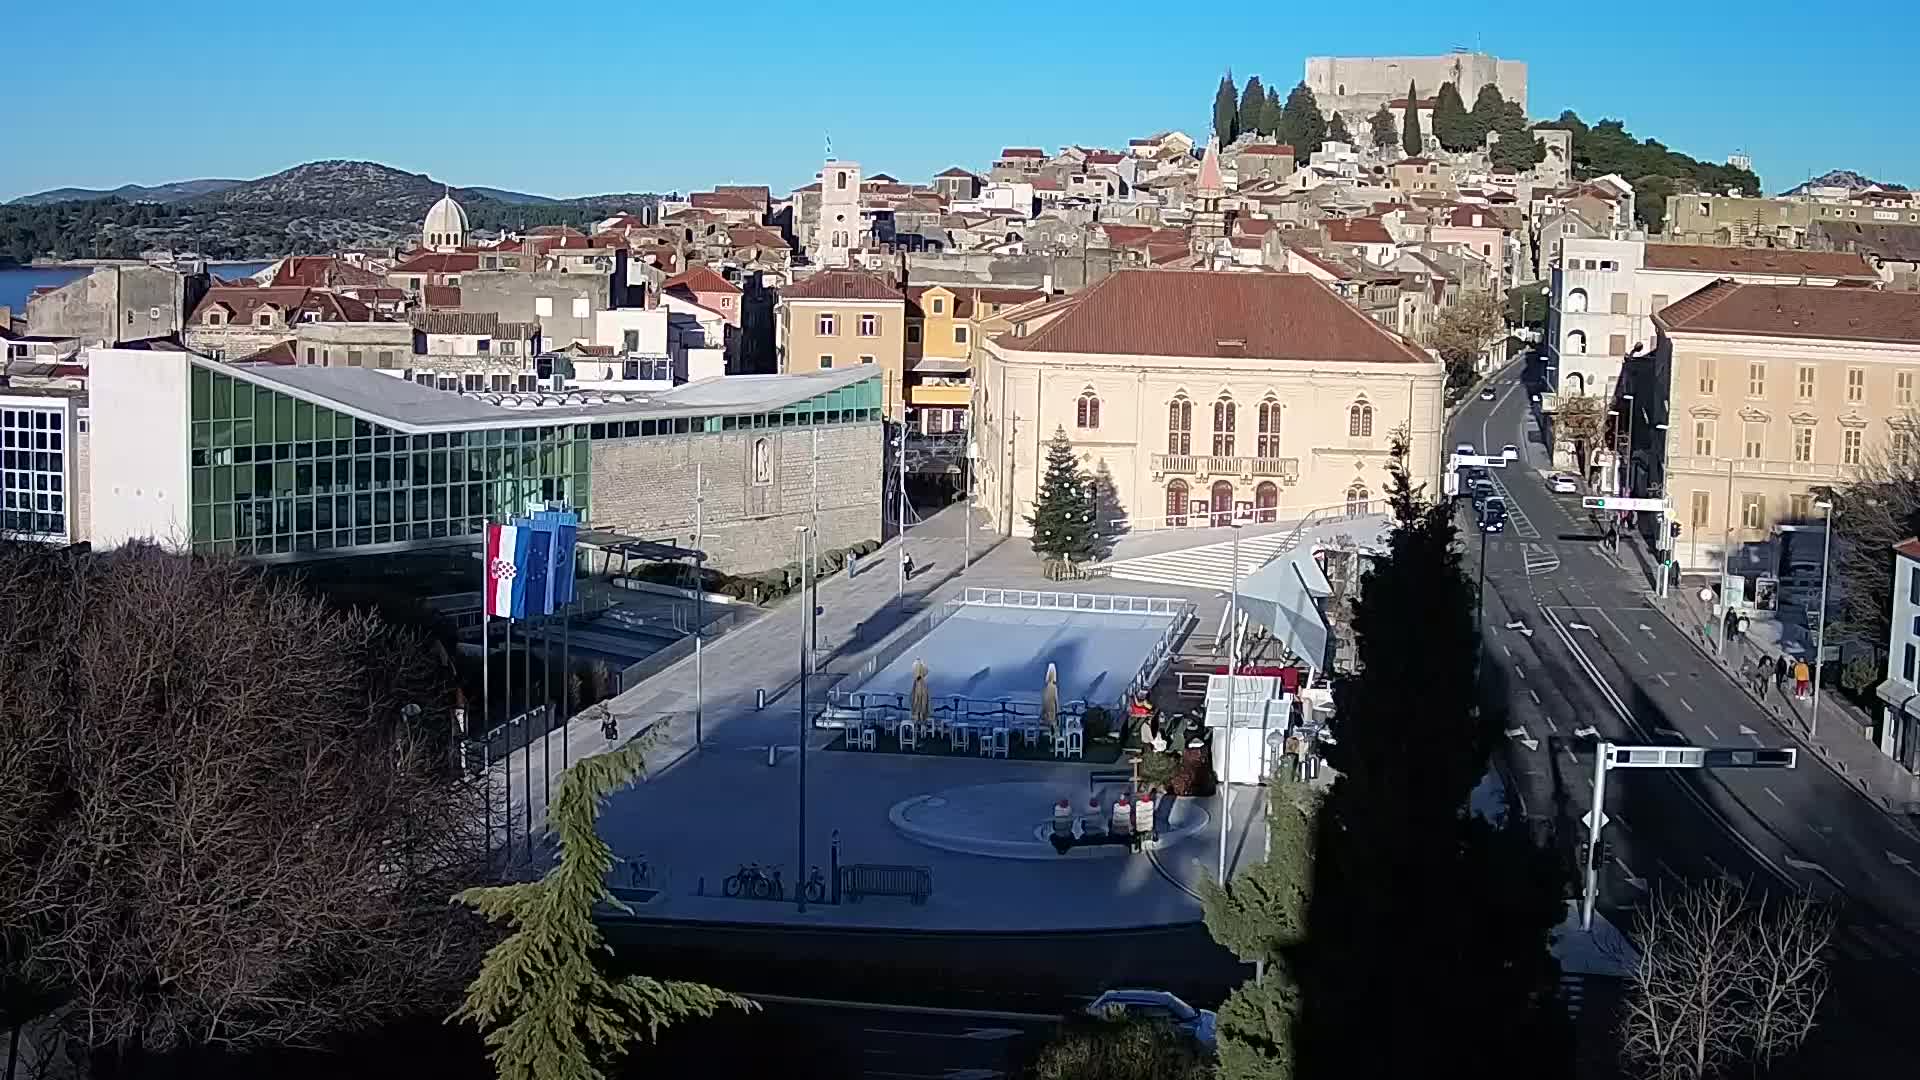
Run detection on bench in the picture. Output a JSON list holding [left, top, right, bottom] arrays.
[[839, 863, 932, 905]]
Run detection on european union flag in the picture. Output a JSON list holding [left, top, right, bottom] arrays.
[[530, 508, 579, 607], [518, 518, 555, 618]]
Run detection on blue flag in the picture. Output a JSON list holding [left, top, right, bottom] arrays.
[[517, 517, 554, 618], [532, 507, 580, 606]]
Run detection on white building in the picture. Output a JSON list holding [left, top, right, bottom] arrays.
[[1875, 538, 1920, 773], [422, 193, 468, 252], [0, 388, 85, 545]]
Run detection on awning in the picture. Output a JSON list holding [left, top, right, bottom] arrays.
[[1236, 549, 1331, 670]]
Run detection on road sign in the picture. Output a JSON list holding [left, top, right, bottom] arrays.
[[1581, 496, 1667, 512], [1449, 454, 1509, 469]]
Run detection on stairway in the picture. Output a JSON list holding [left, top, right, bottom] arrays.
[[1102, 530, 1304, 592]]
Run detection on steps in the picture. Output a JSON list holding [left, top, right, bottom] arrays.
[[1102, 530, 1304, 591]]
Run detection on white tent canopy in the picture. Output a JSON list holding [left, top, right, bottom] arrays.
[[1235, 549, 1332, 670]]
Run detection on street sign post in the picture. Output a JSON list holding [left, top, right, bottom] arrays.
[[1581, 496, 1667, 513]]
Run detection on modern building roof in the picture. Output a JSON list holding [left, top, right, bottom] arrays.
[[999, 269, 1432, 364], [781, 269, 902, 302], [202, 357, 882, 433], [1656, 280, 1920, 343], [1641, 243, 1878, 279], [998, 148, 1046, 159]]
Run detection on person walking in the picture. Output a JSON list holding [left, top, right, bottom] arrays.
[[1751, 657, 1769, 696], [1775, 655, 1790, 692], [1792, 658, 1811, 701]]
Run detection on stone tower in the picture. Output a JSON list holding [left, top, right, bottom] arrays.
[[817, 159, 863, 268], [1188, 137, 1227, 256]]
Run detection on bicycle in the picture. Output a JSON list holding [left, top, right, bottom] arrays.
[[625, 855, 654, 890], [761, 867, 785, 900], [724, 862, 767, 898], [801, 865, 827, 904]]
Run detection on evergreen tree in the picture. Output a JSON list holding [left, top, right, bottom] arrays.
[[453, 725, 752, 1080], [1238, 76, 1265, 143], [1026, 427, 1097, 565], [1400, 81, 1423, 157], [1489, 124, 1548, 171], [1214, 73, 1240, 144], [1261, 86, 1282, 136], [1274, 82, 1327, 157], [1467, 84, 1509, 147], [1430, 81, 1472, 152], [1326, 112, 1352, 146], [1367, 105, 1397, 150]]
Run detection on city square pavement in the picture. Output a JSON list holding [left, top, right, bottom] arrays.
[[491, 503, 1272, 930]]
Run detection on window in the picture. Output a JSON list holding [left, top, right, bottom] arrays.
[[1076, 390, 1101, 430], [1741, 493, 1765, 529], [954, 326, 969, 345], [305, 347, 316, 364], [1788, 493, 1812, 520], [1345, 484, 1370, 518], [1844, 428, 1863, 466], [1902, 371, 1916, 405], [1610, 292, 1628, 315], [1794, 426, 1814, 463], [931, 297, 945, 315], [1349, 400, 1374, 438], [501, 341, 516, 355], [535, 297, 553, 317], [836, 171, 848, 190], [1744, 422, 1764, 460], [818, 354, 834, 369], [572, 297, 591, 319], [906, 324, 921, 344], [476, 339, 490, 353], [1693, 419, 1715, 456], [859, 355, 874, 365], [817, 313, 837, 336], [377, 351, 395, 369], [1748, 362, 1767, 398], [1567, 330, 1587, 354], [1845, 368, 1865, 403], [1165, 479, 1190, 527], [1651, 293, 1670, 313], [205, 310, 224, 325], [1257, 398, 1281, 457], [858, 313, 878, 336], [256, 312, 272, 327], [1691, 491, 1711, 528], [1897, 429, 1915, 464], [1696, 357, 1716, 394], [347, 350, 363, 367], [1212, 396, 1236, 456], [1911, 565, 1920, 606], [1566, 288, 1588, 313], [623, 329, 640, 352], [1167, 397, 1192, 455], [463, 374, 484, 391], [1904, 643, 1915, 684], [1609, 334, 1628, 355], [1797, 365, 1816, 402]]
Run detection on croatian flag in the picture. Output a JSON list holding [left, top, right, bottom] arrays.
[[484, 522, 530, 620]]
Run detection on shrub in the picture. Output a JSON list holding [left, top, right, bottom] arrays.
[[1135, 748, 1179, 791], [1082, 705, 1114, 741]]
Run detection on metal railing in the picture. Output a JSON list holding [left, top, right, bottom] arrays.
[[1667, 456, 1846, 481], [1107, 497, 1387, 538], [960, 587, 1187, 616], [1151, 453, 1300, 480]]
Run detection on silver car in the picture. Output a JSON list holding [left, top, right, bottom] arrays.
[[1085, 989, 1218, 1053]]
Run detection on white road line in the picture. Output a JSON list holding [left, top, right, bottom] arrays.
[[1680, 698, 1694, 712], [1546, 717, 1559, 733], [1635, 650, 1649, 664], [1702, 723, 1719, 741], [1654, 673, 1670, 686], [1764, 786, 1785, 807], [1503, 645, 1513, 658], [1515, 665, 1527, 680], [1655, 857, 1682, 880], [1563, 744, 1577, 765], [1529, 689, 1541, 704]]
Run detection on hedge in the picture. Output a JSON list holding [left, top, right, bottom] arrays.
[[615, 540, 883, 605]]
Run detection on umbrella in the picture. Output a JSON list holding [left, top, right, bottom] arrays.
[[1041, 662, 1059, 735], [910, 659, 931, 729]]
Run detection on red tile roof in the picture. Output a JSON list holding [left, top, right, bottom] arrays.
[[691, 191, 762, 212], [528, 225, 586, 237], [423, 285, 462, 309], [726, 225, 790, 251], [1237, 218, 1277, 238], [1326, 218, 1393, 245], [391, 252, 480, 274], [238, 341, 298, 365], [1286, 245, 1357, 281], [1641, 244, 1877, 279], [1657, 280, 1920, 343], [713, 184, 771, 204], [1004, 270, 1430, 363], [780, 269, 903, 302], [935, 166, 979, 179], [1894, 537, 1920, 561], [269, 256, 385, 289], [1443, 206, 1500, 228], [1238, 144, 1295, 156], [1085, 151, 1125, 166], [664, 264, 742, 295], [189, 286, 377, 326], [998, 148, 1045, 159]]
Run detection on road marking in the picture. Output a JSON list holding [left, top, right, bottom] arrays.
[[1529, 689, 1541, 704], [1616, 857, 1649, 891], [1704, 856, 1741, 885], [1655, 857, 1683, 880], [1654, 673, 1670, 686], [1739, 723, 1761, 742], [1563, 744, 1578, 765], [1763, 786, 1784, 806], [1515, 665, 1527, 680], [1888, 851, 1920, 878], [1568, 622, 1594, 633], [748, 993, 1059, 1024], [1545, 717, 1559, 733], [1808, 824, 1832, 844], [1635, 650, 1649, 664], [1611, 814, 1630, 832], [1702, 723, 1719, 741], [1639, 623, 1656, 636], [1679, 698, 1694, 712], [1503, 645, 1513, 658], [1572, 723, 1598, 739]]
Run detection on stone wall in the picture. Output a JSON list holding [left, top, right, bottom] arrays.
[[587, 422, 883, 573], [903, 250, 1122, 290], [28, 266, 205, 345]]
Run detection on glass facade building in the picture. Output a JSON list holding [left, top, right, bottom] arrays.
[[0, 401, 71, 541], [186, 362, 883, 558]]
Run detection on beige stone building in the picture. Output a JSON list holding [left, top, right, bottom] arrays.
[[975, 270, 1446, 537], [1651, 282, 1920, 572], [776, 269, 907, 412]]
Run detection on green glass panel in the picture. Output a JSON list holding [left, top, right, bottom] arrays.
[[191, 505, 210, 541], [211, 504, 233, 540], [232, 466, 252, 499], [234, 381, 253, 420], [211, 420, 232, 449], [191, 422, 210, 450], [212, 467, 233, 501], [294, 401, 314, 440], [212, 373, 233, 419], [191, 366, 212, 421], [274, 395, 294, 441], [191, 468, 209, 504], [273, 462, 294, 494]]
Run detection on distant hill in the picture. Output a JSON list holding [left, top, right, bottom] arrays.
[[0, 160, 661, 262], [1777, 169, 1909, 197], [10, 179, 243, 206]]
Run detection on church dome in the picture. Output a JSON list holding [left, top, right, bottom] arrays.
[[422, 193, 469, 249]]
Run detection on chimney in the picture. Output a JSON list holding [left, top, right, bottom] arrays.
[[1042, 272, 1055, 295]]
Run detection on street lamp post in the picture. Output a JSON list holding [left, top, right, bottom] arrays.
[[964, 439, 978, 572], [794, 526, 815, 911], [1218, 524, 1241, 888], [1812, 500, 1835, 738], [1622, 394, 1636, 497]]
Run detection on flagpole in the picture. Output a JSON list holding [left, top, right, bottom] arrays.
[[523, 604, 534, 861], [503, 616, 514, 861], [694, 463, 704, 751], [480, 536, 491, 861], [543, 605, 553, 811], [561, 598, 572, 773]]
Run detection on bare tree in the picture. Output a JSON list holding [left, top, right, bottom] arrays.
[[1424, 289, 1508, 389], [1553, 392, 1607, 475], [0, 542, 487, 1069], [1831, 421, 1920, 674], [1619, 879, 1832, 1079]]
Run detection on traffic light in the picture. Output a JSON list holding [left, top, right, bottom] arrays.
[[1599, 839, 1616, 864], [1670, 521, 1682, 539]]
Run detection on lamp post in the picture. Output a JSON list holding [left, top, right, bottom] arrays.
[[1812, 500, 1835, 738], [964, 439, 978, 572], [1622, 394, 1636, 497], [1218, 523, 1241, 888], [794, 526, 814, 911]]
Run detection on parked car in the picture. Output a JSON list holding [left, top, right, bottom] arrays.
[[1479, 386, 1497, 401], [1480, 497, 1508, 533], [1455, 442, 1476, 457], [1501, 444, 1520, 461], [1085, 990, 1218, 1053], [1549, 473, 1580, 494]]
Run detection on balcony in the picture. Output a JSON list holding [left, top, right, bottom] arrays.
[[1151, 453, 1300, 482], [1666, 456, 1845, 481]]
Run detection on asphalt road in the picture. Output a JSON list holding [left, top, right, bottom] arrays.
[[1454, 358, 1920, 1071]]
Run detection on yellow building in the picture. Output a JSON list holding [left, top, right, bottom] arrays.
[[903, 284, 1047, 433], [776, 269, 907, 412]]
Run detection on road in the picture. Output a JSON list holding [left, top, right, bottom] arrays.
[[1453, 359, 1920, 1069]]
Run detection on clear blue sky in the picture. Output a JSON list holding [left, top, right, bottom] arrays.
[[6, 1, 1913, 202]]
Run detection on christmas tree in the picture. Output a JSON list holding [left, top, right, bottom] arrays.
[[1027, 427, 1098, 565]]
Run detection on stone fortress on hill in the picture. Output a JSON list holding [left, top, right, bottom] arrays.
[[1306, 50, 1528, 128]]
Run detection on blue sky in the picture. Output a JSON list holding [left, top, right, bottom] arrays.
[[6, 1, 1913, 202]]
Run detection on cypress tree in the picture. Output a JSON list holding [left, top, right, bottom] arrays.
[[1214, 73, 1240, 144], [1275, 82, 1327, 157], [1467, 84, 1508, 147], [1026, 427, 1097, 565], [1431, 81, 1472, 152], [1261, 86, 1282, 136], [1238, 76, 1265, 143], [1401, 80, 1423, 157], [453, 726, 753, 1080], [1326, 112, 1352, 146], [1367, 105, 1397, 150]]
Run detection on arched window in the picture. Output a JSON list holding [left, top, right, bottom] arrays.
[[1567, 329, 1587, 354], [1257, 397, 1282, 457], [1165, 479, 1189, 527], [1076, 389, 1101, 430], [1346, 483, 1370, 518], [1212, 395, 1236, 456], [1348, 399, 1373, 438], [1255, 481, 1279, 523], [1167, 397, 1192, 455], [1211, 480, 1235, 527], [836, 171, 849, 190], [1566, 288, 1589, 313], [1565, 372, 1586, 395]]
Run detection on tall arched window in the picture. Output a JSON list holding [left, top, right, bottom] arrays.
[[1212, 395, 1236, 456], [1566, 288, 1589, 313], [1167, 397, 1192, 455], [1076, 389, 1101, 430], [1257, 397, 1282, 457], [1567, 329, 1588, 354], [1165, 479, 1189, 526], [1566, 372, 1587, 395], [1210, 480, 1235, 527], [1348, 399, 1373, 438], [1346, 483, 1370, 518], [1255, 481, 1279, 523]]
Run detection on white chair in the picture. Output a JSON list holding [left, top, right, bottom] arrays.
[[978, 727, 996, 757], [1063, 721, 1084, 760], [990, 727, 1010, 759], [948, 722, 968, 753], [856, 724, 877, 751], [1052, 725, 1071, 758], [897, 719, 917, 752]]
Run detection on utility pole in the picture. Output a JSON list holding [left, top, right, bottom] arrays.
[[1218, 525, 1240, 887], [694, 462, 705, 749], [963, 440, 975, 571], [811, 431, 820, 655], [896, 406, 908, 600], [795, 526, 814, 912]]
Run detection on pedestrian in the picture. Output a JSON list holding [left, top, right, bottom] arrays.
[[601, 712, 619, 744], [1793, 658, 1811, 700], [902, 549, 915, 579], [1750, 658, 1767, 696], [1775, 655, 1790, 691]]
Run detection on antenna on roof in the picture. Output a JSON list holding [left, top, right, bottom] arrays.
[[825, 132, 834, 162]]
